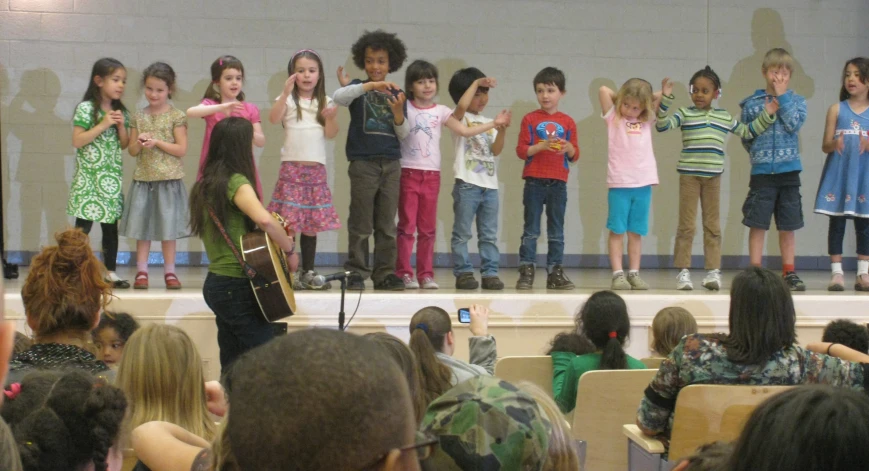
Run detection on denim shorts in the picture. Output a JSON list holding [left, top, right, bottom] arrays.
[[607, 186, 652, 235], [741, 185, 804, 231]]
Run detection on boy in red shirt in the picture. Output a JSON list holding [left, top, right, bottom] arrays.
[[515, 67, 580, 290]]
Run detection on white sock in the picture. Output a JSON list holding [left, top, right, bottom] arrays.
[[858, 260, 869, 275], [629, 270, 639, 276], [832, 262, 844, 275], [613, 270, 624, 276], [137, 261, 148, 272], [107, 271, 121, 282], [164, 262, 176, 274]]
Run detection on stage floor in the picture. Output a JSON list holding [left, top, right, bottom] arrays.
[[4, 267, 865, 381]]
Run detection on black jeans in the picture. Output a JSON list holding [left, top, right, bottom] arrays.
[[75, 218, 119, 271], [202, 272, 274, 375], [828, 216, 869, 256]]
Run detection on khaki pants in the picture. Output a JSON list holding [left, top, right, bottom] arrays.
[[674, 175, 721, 269], [344, 159, 401, 283]]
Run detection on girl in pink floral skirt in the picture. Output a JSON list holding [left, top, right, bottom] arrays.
[[267, 49, 341, 289]]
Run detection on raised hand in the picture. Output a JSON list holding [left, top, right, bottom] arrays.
[[764, 96, 780, 115], [336, 66, 351, 87], [320, 104, 338, 120], [835, 133, 846, 155], [468, 304, 490, 337], [662, 77, 674, 97], [478, 77, 498, 88], [109, 110, 125, 126], [771, 72, 788, 97], [370, 81, 400, 94], [387, 91, 406, 117], [283, 74, 297, 97], [494, 109, 511, 127], [222, 101, 244, 116]]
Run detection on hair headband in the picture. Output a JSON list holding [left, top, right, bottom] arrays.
[[292, 49, 320, 61]]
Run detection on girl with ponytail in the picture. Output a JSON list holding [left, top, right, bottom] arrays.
[[552, 291, 647, 413], [408, 304, 497, 404]]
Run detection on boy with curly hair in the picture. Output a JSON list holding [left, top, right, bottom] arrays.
[[333, 30, 408, 291]]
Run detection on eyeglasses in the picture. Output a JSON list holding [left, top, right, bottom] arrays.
[[360, 434, 439, 469]]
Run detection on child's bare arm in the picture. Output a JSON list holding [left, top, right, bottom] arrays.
[[492, 125, 507, 156], [454, 77, 496, 122], [599, 86, 616, 115], [821, 103, 842, 154]]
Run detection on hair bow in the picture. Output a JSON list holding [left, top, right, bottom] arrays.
[[4, 383, 21, 400]]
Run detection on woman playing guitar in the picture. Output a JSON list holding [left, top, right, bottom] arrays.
[[189, 117, 298, 374]]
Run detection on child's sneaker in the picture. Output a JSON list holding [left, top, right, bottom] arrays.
[[828, 272, 845, 291], [702, 269, 722, 291], [455, 272, 479, 290], [783, 272, 806, 292], [855, 273, 869, 292], [481, 276, 504, 290], [546, 265, 575, 290], [421, 277, 439, 289], [676, 269, 693, 291], [401, 274, 419, 289], [611, 272, 631, 290], [628, 272, 649, 290], [516, 265, 535, 290]]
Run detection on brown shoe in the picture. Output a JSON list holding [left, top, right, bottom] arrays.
[[133, 271, 149, 289], [164, 273, 182, 290], [856, 273, 869, 291]]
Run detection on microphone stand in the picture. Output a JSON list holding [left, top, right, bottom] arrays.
[[338, 277, 347, 331]]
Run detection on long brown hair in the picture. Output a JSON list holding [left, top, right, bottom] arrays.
[[365, 332, 426, 424], [408, 307, 454, 404], [203, 55, 245, 102], [188, 117, 258, 243], [21, 229, 112, 337], [80, 57, 128, 124], [288, 50, 327, 126]]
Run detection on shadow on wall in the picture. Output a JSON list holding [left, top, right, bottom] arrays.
[[720, 7, 815, 264], [6, 69, 66, 252]]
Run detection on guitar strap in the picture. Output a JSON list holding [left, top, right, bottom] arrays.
[[206, 206, 268, 288]]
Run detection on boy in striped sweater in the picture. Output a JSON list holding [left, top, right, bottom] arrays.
[[657, 66, 778, 290]]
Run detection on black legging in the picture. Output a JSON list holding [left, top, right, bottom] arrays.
[[75, 218, 119, 271]]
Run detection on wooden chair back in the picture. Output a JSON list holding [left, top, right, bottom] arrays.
[[667, 385, 793, 461], [640, 357, 664, 369], [494, 356, 554, 398], [571, 369, 658, 471]]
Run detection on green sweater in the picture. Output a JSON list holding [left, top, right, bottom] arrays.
[[656, 94, 776, 177], [552, 352, 647, 413]]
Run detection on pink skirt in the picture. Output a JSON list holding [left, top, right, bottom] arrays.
[[267, 162, 341, 234]]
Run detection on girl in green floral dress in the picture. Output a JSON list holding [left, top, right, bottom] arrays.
[[69, 58, 131, 288]]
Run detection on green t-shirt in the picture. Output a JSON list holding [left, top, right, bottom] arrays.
[[553, 352, 647, 413], [202, 174, 252, 278]]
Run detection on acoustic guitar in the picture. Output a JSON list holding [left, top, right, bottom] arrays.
[[240, 213, 296, 322]]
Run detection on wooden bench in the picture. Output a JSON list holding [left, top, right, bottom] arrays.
[[494, 355, 554, 399]]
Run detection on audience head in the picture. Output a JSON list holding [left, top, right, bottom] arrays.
[[116, 324, 214, 441], [728, 385, 869, 471], [91, 312, 139, 368], [545, 332, 595, 356], [365, 332, 426, 424], [651, 307, 698, 357], [420, 376, 551, 471], [21, 229, 112, 340], [672, 442, 732, 471], [226, 328, 420, 471], [575, 291, 631, 369], [723, 267, 796, 365], [516, 382, 579, 471], [13, 332, 32, 355], [1, 370, 127, 471], [822, 319, 869, 354], [408, 307, 454, 404]]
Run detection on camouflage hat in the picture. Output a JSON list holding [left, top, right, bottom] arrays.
[[420, 376, 551, 471]]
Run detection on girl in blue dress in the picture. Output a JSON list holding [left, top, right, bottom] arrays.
[[815, 57, 869, 291]]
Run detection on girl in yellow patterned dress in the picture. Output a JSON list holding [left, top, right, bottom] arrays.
[[120, 62, 189, 290]]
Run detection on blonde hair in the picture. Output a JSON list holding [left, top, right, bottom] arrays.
[[517, 382, 579, 471], [651, 306, 699, 357], [116, 324, 216, 442], [212, 417, 240, 471], [614, 78, 655, 122], [762, 48, 794, 73]]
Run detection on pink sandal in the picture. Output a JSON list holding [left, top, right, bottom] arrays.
[[164, 273, 182, 290], [133, 271, 149, 290]]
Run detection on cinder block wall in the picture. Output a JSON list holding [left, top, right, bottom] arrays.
[[1, 0, 867, 267]]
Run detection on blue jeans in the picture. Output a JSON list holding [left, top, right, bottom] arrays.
[[451, 180, 500, 277], [202, 272, 274, 375], [520, 178, 566, 271]]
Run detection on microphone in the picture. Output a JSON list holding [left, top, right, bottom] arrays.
[[311, 271, 358, 287]]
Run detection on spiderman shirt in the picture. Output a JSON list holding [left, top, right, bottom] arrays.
[[516, 109, 579, 182]]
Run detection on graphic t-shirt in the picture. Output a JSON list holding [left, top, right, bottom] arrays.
[[603, 107, 658, 188], [399, 101, 453, 171], [453, 111, 499, 190]]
